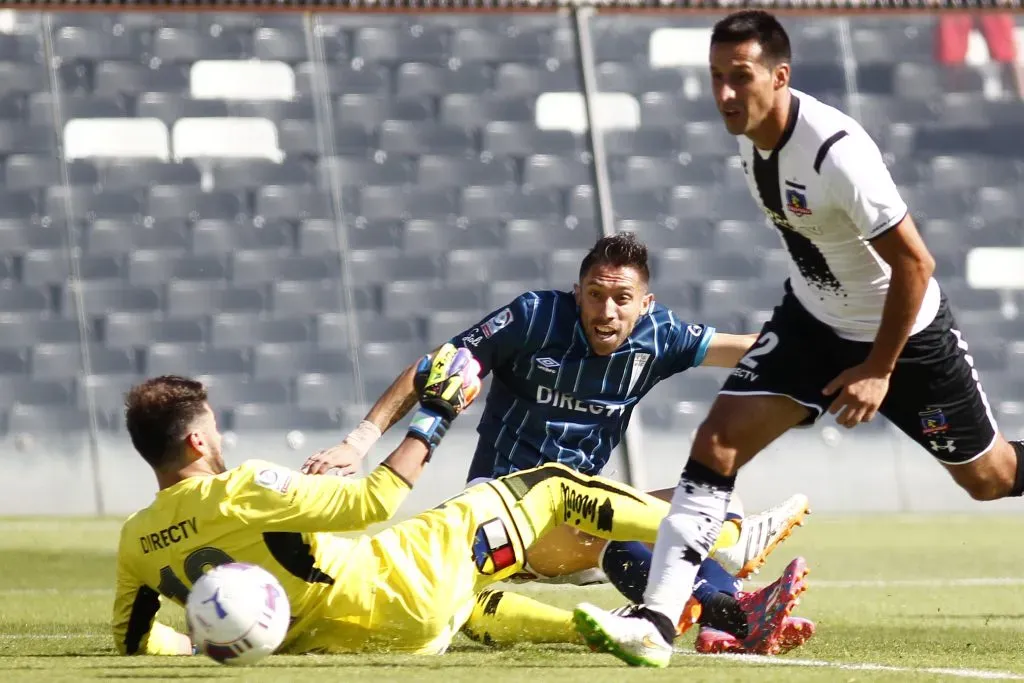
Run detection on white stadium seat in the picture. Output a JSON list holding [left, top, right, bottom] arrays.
[[649, 27, 711, 68], [172, 117, 284, 161], [966, 247, 1024, 290], [535, 92, 639, 134], [63, 118, 170, 160], [190, 60, 296, 101]]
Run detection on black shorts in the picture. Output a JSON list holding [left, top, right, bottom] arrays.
[[720, 281, 999, 465]]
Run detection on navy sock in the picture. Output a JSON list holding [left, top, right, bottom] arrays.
[[601, 543, 743, 606], [601, 541, 651, 604]]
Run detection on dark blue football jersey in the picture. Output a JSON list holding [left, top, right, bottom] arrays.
[[449, 290, 715, 480]]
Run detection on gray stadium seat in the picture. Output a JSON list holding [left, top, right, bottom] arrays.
[[5, 157, 97, 191], [0, 315, 82, 347], [166, 282, 265, 316], [252, 28, 313, 62], [359, 186, 458, 221], [212, 159, 313, 190], [76, 374, 138, 411], [232, 252, 341, 286], [337, 94, 433, 131], [641, 93, 720, 127], [397, 63, 492, 97], [440, 94, 533, 128], [128, 252, 228, 285], [713, 220, 780, 253], [425, 311, 482, 345], [343, 220, 405, 251], [0, 286, 50, 313], [357, 341, 423, 379], [211, 314, 312, 348], [9, 406, 100, 433], [252, 344, 353, 379], [941, 279, 1004, 313], [506, 219, 592, 253], [0, 190, 37, 219], [929, 156, 1020, 191], [354, 27, 447, 64], [256, 186, 333, 221], [446, 250, 546, 285], [0, 220, 68, 251], [135, 93, 229, 123], [102, 160, 202, 191], [383, 281, 485, 316], [485, 280, 547, 310], [452, 28, 547, 63], [317, 157, 416, 188], [701, 280, 782, 316], [294, 64, 390, 96], [28, 94, 128, 125], [379, 122, 475, 156], [104, 314, 206, 348], [87, 219, 190, 254], [608, 188, 669, 222], [973, 188, 1021, 224], [295, 373, 356, 409], [94, 63, 190, 95], [272, 280, 376, 314], [617, 220, 711, 250], [597, 64, 684, 95], [0, 348, 28, 374], [232, 404, 344, 431], [683, 122, 739, 157], [227, 99, 315, 121], [22, 251, 123, 286], [0, 123, 54, 156], [193, 219, 294, 253], [149, 188, 247, 222], [44, 188, 142, 221], [621, 157, 718, 189], [32, 344, 135, 379], [604, 129, 679, 157], [316, 313, 420, 348], [483, 122, 580, 157], [146, 344, 249, 376], [523, 155, 592, 189], [654, 249, 761, 285], [899, 186, 970, 222], [462, 187, 561, 221], [417, 156, 516, 188], [65, 282, 161, 316], [153, 28, 250, 61], [198, 375, 291, 405], [0, 63, 47, 96], [403, 219, 502, 252]]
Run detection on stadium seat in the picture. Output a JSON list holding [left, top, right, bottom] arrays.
[[8, 405, 99, 433], [64, 119, 170, 160], [452, 28, 547, 63], [87, 219, 191, 254], [293, 63, 390, 96], [379, 122, 475, 156], [462, 187, 561, 221], [617, 220, 712, 250], [193, 219, 294, 253], [317, 157, 416, 188], [28, 94, 128, 126], [197, 375, 291, 405], [65, 282, 161, 316], [358, 186, 458, 221], [337, 94, 433, 131], [128, 252, 228, 285], [354, 27, 447, 64], [252, 28, 314, 63], [146, 344, 249, 376], [102, 160, 202, 191], [135, 93, 230, 124], [272, 280, 376, 314], [403, 219, 502, 252], [383, 281, 485, 316], [232, 404, 343, 431], [211, 314, 312, 348], [32, 344, 135, 379], [446, 250, 546, 285], [75, 374, 138, 412], [316, 313, 420, 348], [416, 156, 516, 188], [172, 118, 284, 162], [523, 155, 592, 189], [713, 220, 781, 253], [166, 282, 265, 316], [94, 63, 191, 96], [23, 251, 123, 287], [232, 252, 341, 286], [154, 28, 250, 62], [506, 220, 592, 253], [212, 159, 313, 190], [482, 122, 580, 157], [252, 344, 353, 379], [295, 373, 356, 409], [397, 63, 492, 97], [149, 188, 248, 222], [357, 341, 423, 379], [425, 311, 482, 345], [256, 186, 333, 221], [104, 314, 206, 349]]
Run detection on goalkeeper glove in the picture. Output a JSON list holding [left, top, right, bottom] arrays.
[[406, 343, 482, 459]]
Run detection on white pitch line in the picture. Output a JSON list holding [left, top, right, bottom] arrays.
[[679, 652, 1024, 681], [0, 634, 100, 640]]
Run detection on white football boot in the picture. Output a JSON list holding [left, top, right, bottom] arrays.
[[573, 603, 673, 668], [712, 493, 810, 578]]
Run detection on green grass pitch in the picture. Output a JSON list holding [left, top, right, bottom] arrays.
[[2, 515, 1024, 682]]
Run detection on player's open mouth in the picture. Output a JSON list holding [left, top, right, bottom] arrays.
[[594, 327, 616, 342]]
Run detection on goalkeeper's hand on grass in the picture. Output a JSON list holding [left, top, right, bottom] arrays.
[[406, 343, 482, 457]]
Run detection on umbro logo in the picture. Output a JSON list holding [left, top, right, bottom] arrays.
[[535, 357, 560, 374]]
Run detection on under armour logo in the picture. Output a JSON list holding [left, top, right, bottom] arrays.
[[930, 439, 957, 453]]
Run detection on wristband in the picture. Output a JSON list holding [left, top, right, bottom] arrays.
[[405, 408, 450, 460], [342, 420, 382, 458]]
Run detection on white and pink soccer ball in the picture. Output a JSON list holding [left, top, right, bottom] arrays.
[[186, 563, 290, 666]]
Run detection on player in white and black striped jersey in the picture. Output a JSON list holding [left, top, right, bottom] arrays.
[[576, 9, 1024, 667]]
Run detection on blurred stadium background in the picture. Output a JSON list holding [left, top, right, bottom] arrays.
[[0, 4, 1023, 516]]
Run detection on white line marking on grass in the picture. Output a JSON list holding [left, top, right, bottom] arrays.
[[0, 634, 100, 639], [0, 588, 110, 595], [680, 652, 1024, 680]]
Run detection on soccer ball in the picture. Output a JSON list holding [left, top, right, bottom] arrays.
[[186, 563, 290, 666]]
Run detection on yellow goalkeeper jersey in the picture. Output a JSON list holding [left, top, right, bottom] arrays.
[[112, 459, 410, 656]]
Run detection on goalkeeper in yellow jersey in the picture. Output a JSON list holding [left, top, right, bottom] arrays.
[[113, 344, 803, 657]]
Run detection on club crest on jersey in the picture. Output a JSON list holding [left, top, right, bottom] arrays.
[[785, 181, 812, 216], [919, 408, 949, 436], [472, 518, 517, 575], [481, 308, 513, 338]]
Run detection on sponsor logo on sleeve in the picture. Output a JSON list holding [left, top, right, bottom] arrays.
[[255, 467, 292, 495], [481, 308, 513, 338]]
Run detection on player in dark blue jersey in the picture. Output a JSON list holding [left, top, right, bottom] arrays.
[[302, 233, 814, 654]]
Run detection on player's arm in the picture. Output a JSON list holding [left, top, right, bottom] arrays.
[[237, 346, 481, 532], [699, 332, 758, 368], [111, 553, 193, 656], [303, 295, 535, 475], [821, 132, 934, 425]]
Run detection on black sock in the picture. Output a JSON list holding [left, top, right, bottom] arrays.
[[636, 606, 677, 644], [1009, 441, 1024, 497], [698, 592, 749, 639]]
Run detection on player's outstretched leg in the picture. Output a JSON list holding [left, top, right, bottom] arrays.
[[493, 463, 670, 550]]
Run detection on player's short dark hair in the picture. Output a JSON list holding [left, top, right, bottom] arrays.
[[711, 10, 791, 65], [579, 232, 650, 285], [125, 375, 209, 469]]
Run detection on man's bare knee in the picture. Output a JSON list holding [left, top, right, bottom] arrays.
[[946, 440, 1017, 501], [690, 419, 740, 477]]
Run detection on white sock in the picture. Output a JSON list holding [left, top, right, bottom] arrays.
[[643, 461, 734, 625]]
